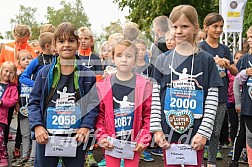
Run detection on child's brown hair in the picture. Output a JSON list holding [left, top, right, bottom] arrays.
[[39, 32, 54, 50], [12, 25, 31, 38], [40, 24, 55, 34], [53, 22, 79, 47]]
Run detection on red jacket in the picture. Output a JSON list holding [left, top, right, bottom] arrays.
[[96, 74, 152, 146], [0, 83, 18, 125]]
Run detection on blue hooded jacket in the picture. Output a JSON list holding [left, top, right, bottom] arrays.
[[28, 55, 99, 132]]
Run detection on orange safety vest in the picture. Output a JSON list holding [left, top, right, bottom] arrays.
[[0, 42, 37, 68]]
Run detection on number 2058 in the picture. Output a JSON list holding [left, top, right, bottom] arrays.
[[52, 115, 76, 126]]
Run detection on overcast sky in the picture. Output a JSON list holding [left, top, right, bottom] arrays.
[[0, 0, 129, 37]]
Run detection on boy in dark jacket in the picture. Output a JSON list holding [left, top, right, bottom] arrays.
[[28, 22, 99, 167]]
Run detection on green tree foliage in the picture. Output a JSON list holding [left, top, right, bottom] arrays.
[[10, 5, 40, 40], [104, 20, 123, 39], [46, 0, 90, 29], [94, 20, 123, 53], [114, 0, 218, 38], [243, 0, 252, 35]]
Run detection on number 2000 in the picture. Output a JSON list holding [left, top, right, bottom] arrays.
[[170, 98, 196, 109]]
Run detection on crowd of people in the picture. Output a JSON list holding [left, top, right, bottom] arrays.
[[0, 4, 251, 167]]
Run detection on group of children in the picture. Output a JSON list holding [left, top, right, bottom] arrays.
[[0, 3, 251, 167]]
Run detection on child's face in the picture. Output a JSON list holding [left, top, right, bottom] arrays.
[[55, 36, 78, 59], [204, 20, 223, 40], [172, 15, 198, 45], [165, 34, 176, 50], [1, 66, 15, 83], [135, 43, 146, 61], [78, 33, 93, 50], [247, 32, 252, 49], [113, 44, 136, 73], [19, 53, 32, 70], [101, 44, 110, 60], [14, 36, 29, 48], [234, 53, 243, 65], [198, 31, 206, 42]]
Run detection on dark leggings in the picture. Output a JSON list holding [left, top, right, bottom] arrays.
[[227, 103, 239, 143], [219, 110, 229, 144], [232, 115, 246, 161], [4, 106, 14, 147], [14, 113, 22, 149]]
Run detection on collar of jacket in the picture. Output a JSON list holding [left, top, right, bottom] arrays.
[[51, 56, 79, 90], [78, 47, 92, 56]]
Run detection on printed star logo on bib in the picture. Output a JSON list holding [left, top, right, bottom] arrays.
[[165, 110, 194, 134]]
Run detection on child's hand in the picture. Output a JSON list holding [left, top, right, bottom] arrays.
[[154, 131, 170, 149], [191, 133, 207, 151], [134, 143, 145, 153], [14, 104, 20, 114], [99, 138, 113, 151], [236, 107, 241, 113], [214, 56, 226, 68], [223, 58, 231, 68], [102, 70, 109, 79], [34, 126, 49, 144], [75, 128, 90, 142]]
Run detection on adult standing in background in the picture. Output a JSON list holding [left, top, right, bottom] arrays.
[[150, 15, 169, 65]]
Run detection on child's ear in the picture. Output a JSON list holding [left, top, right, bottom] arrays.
[[45, 43, 50, 49], [203, 25, 208, 33], [194, 24, 199, 35]]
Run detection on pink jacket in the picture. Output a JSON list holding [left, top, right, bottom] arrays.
[[95, 74, 152, 146], [0, 83, 18, 125], [228, 70, 235, 103]]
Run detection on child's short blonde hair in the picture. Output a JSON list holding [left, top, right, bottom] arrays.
[[112, 39, 138, 60], [78, 27, 94, 40], [134, 39, 147, 47], [40, 24, 55, 34], [17, 50, 32, 62], [153, 16, 169, 33], [12, 25, 31, 38], [165, 31, 174, 40], [123, 21, 139, 41], [0, 61, 17, 82], [39, 32, 54, 50], [100, 41, 109, 56], [108, 33, 124, 48]]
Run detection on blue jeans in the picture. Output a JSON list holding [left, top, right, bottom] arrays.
[[34, 142, 86, 167]]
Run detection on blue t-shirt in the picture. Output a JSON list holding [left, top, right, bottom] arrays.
[[153, 50, 223, 142], [237, 53, 252, 116], [46, 72, 81, 134], [199, 40, 233, 102], [0, 83, 7, 98]]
